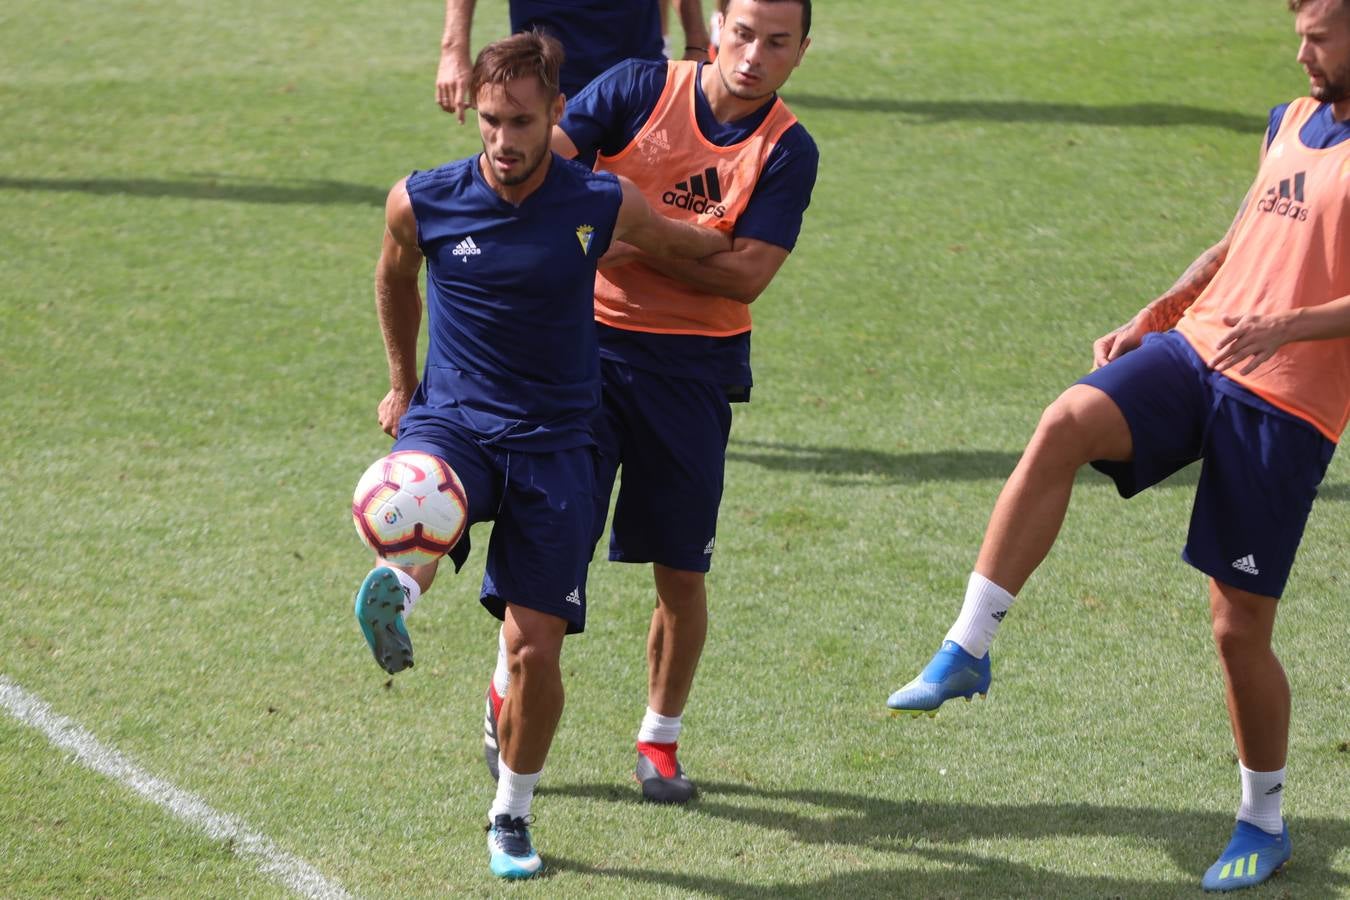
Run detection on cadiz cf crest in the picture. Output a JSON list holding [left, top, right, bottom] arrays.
[[576, 224, 595, 255]]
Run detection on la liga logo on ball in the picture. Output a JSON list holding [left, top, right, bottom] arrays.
[[352, 450, 467, 566]]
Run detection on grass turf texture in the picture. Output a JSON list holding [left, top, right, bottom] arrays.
[[3, 0, 1350, 896]]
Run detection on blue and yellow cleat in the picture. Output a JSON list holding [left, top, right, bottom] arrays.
[[887, 640, 991, 716], [354, 567, 413, 674], [1201, 820, 1290, 892], [487, 814, 543, 879]]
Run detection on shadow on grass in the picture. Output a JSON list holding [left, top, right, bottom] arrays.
[[544, 782, 1347, 896], [778, 95, 1265, 134], [0, 174, 384, 206], [726, 438, 1350, 500]]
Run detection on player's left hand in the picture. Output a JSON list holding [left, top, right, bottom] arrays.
[[1212, 313, 1289, 375], [599, 239, 642, 269]]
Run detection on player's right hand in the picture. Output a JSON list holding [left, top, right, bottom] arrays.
[[1092, 315, 1149, 370], [378, 388, 414, 437], [436, 51, 474, 122]]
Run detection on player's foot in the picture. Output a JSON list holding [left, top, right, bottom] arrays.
[[636, 741, 696, 804], [1201, 820, 1290, 892], [486, 814, 542, 879], [483, 684, 502, 782], [886, 640, 991, 716], [353, 567, 413, 674]]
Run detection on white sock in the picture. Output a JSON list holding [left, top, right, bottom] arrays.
[[637, 707, 683, 744], [492, 625, 510, 698], [1237, 763, 1285, 834], [385, 567, 422, 617], [489, 760, 541, 821], [943, 572, 1014, 658]]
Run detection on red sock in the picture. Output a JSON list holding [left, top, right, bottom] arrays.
[[637, 740, 679, 779]]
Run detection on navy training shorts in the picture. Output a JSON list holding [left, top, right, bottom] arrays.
[[1078, 330, 1335, 598], [393, 411, 596, 633], [592, 357, 733, 573]]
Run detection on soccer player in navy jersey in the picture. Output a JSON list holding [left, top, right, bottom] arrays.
[[436, 0, 711, 121], [476, 0, 817, 806], [352, 30, 729, 880]]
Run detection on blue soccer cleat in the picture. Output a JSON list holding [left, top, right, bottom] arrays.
[[1201, 820, 1290, 892], [354, 567, 413, 674], [887, 640, 991, 716], [487, 814, 543, 879]]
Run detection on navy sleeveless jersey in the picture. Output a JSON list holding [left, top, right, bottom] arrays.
[[561, 58, 818, 392], [509, 0, 663, 99], [405, 154, 623, 450]]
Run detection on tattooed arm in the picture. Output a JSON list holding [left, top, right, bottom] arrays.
[[1092, 185, 1253, 369]]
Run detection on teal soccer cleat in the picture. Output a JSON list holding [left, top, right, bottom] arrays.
[[887, 640, 991, 715], [1201, 820, 1290, 892], [354, 567, 413, 674], [487, 814, 543, 879]]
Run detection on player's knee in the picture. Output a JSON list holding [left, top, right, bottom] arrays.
[[507, 638, 563, 680], [1210, 609, 1274, 662], [653, 565, 707, 608], [1030, 387, 1128, 466]]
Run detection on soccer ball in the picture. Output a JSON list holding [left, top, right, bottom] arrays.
[[351, 451, 468, 566]]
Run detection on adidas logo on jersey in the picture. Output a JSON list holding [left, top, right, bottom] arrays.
[[1257, 171, 1308, 222], [452, 235, 482, 261], [563, 586, 581, 606], [662, 167, 727, 217], [1231, 554, 1260, 575]]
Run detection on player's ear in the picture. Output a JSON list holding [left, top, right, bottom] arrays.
[[795, 36, 810, 66], [550, 93, 565, 129]]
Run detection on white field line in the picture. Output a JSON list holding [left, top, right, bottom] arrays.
[[0, 675, 352, 900]]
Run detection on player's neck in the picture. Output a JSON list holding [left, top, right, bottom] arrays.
[[1333, 99, 1350, 123], [700, 63, 776, 125], [478, 152, 552, 206]]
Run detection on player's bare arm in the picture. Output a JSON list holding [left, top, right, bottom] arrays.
[[611, 235, 790, 303], [551, 126, 581, 161], [1213, 294, 1350, 375], [614, 175, 732, 260], [1093, 184, 1254, 369], [676, 0, 711, 61], [436, 0, 477, 120], [374, 179, 426, 436]]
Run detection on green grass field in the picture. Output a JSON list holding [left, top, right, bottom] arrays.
[[3, 0, 1349, 896]]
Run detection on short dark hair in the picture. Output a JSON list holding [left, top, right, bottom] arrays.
[[728, 0, 811, 39], [471, 29, 564, 100]]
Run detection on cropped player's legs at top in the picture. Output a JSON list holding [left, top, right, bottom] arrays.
[[1202, 577, 1293, 890], [634, 564, 707, 803], [887, 383, 1133, 714], [648, 565, 708, 718], [482, 602, 567, 880], [1209, 579, 1288, 774]]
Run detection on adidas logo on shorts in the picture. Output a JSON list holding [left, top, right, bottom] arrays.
[[563, 586, 581, 606], [1231, 554, 1260, 575]]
